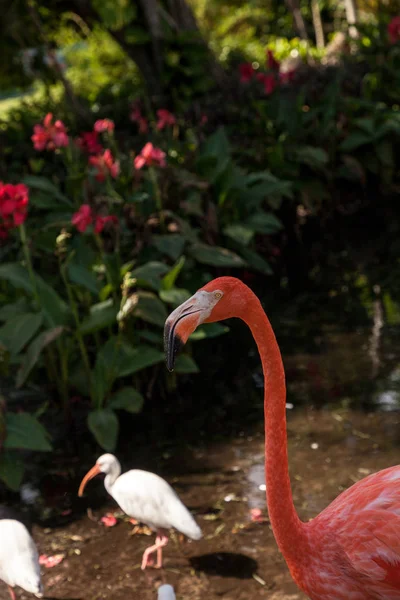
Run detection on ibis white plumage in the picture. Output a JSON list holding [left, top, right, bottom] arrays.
[[78, 453, 202, 569], [0, 516, 43, 600], [158, 584, 176, 600]]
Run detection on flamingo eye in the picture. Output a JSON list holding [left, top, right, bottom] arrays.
[[214, 291, 222, 300]]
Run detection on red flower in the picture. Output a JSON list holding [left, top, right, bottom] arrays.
[[94, 215, 119, 234], [266, 49, 280, 71], [0, 182, 29, 229], [89, 149, 120, 182], [71, 204, 93, 233], [388, 16, 400, 44], [134, 143, 166, 170], [200, 114, 208, 126], [258, 73, 277, 94], [239, 63, 254, 83], [31, 113, 69, 151], [156, 109, 176, 130], [76, 131, 103, 155], [130, 104, 148, 133], [279, 69, 296, 84], [94, 119, 115, 133]]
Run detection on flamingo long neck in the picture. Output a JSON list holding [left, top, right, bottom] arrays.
[[241, 290, 307, 564], [104, 461, 121, 495]]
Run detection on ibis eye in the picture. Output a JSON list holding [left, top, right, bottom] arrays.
[[214, 292, 222, 299]]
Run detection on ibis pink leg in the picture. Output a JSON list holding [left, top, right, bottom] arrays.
[[141, 533, 169, 570], [8, 586, 16, 600]]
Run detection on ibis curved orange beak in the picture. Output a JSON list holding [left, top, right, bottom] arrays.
[[78, 464, 101, 497]]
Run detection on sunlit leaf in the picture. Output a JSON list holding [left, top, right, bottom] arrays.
[[161, 257, 186, 291]]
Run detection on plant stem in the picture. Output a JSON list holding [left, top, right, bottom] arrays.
[[149, 166, 165, 231], [19, 223, 39, 306]]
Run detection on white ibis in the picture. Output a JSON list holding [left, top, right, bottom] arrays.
[[0, 512, 43, 600], [78, 453, 202, 569], [158, 584, 176, 600]]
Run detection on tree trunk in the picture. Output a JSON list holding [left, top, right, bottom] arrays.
[[285, 0, 308, 40], [311, 0, 325, 48], [343, 0, 358, 38]]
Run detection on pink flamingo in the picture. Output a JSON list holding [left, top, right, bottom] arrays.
[[164, 276, 400, 600]]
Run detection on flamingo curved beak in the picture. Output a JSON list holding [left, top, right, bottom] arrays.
[[78, 464, 101, 497]]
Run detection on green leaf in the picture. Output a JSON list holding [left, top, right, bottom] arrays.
[[239, 248, 273, 275], [4, 413, 52, 451], [92, 0, 136, 31], [68, 263, 100, 295], [35, 276, 69, 326], [190, 323, 229, 341], [16, 326, 64, 388], [174, 355, 199, 373], [340, 132, 373, 152], [159, 288, 191, 306], [79, 300, 118, 334], [152, 234, 185, 261], [245, 212, 283, 234], [0, 451, 24, 491], [92, 337, 121, 404], [134, 292, 167, 327], [294, 146, 329, 168], [132, 262, 169, 291], [189, 243, 246, 267], [108, 387, 144, 413], [22, 175, 72, 206], [0, 263, 33, 294], [223, 224, 254, 246], [0, 298, 31, 322], [202, 127, 230, 159], [118, 344, 164, 377], [0, 313, 43, 356], [88, 409, 119, 451], [161, 257, 186, 291]]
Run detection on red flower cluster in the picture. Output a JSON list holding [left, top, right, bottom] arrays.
[[388, 16, 400, 44], [76, 131, 103, 155], [71, 204, 118, 234], [239, 63, 254, 83], [256, 72, 277, 94], [134, 142, 166, 169], [89, 149, 120, 182], [0, 182, 29, 239], [32, 113, 69, 151], [238, 49, 294, 95], [130, 103, 148, 134], [94, 119, 115, 134], [156, 109, 176, 130]]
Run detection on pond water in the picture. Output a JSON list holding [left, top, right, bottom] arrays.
[[6, 308, 400, 600]]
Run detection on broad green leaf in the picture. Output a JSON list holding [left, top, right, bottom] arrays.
[[189, 243, 245, 267], [152, 234, 185, 261], [340, 132, 373, 152], [22, 175, 72, 205], [118, 344, 164, 377], [174, 355, 199, 373], [0, 313, 43, 356], [190, 323, 229, 341], [92, 337, 121, 404], [161, 257, 186, 291], [134, 292, 167, 327], [294, 146, 329, 168], [138, 330, 162, 345], [0, 298, 31, 322], [88, 409, 119, 451], [223, 224, 254, 246], [0, 451, 24, 491], [68, 263, 100, 295], [36, 276, 69, 326], [160, 288, 191, 306], [202, 127, 230, 159], [92, 0, 136, 31], [239, 248, 273, 275], [108, 387, 144, 413], [132, 262, 169, 291], [245, 212, 283, 234], [0, 263, 33, 294], [4, 413, 52, 451], [79, 300, 118, 334], [16, 326, 64, 388]]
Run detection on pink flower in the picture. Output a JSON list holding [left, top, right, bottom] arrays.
[[200, 114, 208, 126], [266, 49, 280, 71], [239, 63, 254, 83], [130, 104, 148, 133], [134, 143, 166, 170], [250, 508, 268, 523], [156, 109, 176, 130], [388, 16, 400, 44], [100, 513, 117, 527], [94, 119, 115, 133], [0, 182, 29, 229], [259, 73, 277, 95], [89, 149, 120, 182], [71, 204, 93, 233], [39, 554, 65, 568], [31, 113, 69, 151], [94, 215, 119, 234], [279, 69, 296, 84], [76, 131, 103, 155]]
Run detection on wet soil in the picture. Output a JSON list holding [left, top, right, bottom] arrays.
[[6, 407, 400, 600]]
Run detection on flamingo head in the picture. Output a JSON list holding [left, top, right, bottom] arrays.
[[164, 276, 247, 371], [78, 453, 118, 496]]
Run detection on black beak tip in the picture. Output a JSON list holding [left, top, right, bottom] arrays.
[[164, 322, 184, 372]]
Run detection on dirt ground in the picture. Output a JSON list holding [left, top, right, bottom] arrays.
[[4, 407, 400, 600]]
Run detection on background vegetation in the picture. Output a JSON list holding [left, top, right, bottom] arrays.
[[0, 0, 399, 493]]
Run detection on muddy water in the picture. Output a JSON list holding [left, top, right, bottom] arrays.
[[7, 323, 400, 600]]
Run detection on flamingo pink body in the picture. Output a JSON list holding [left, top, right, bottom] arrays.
[[164, 276, 400, 600]]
